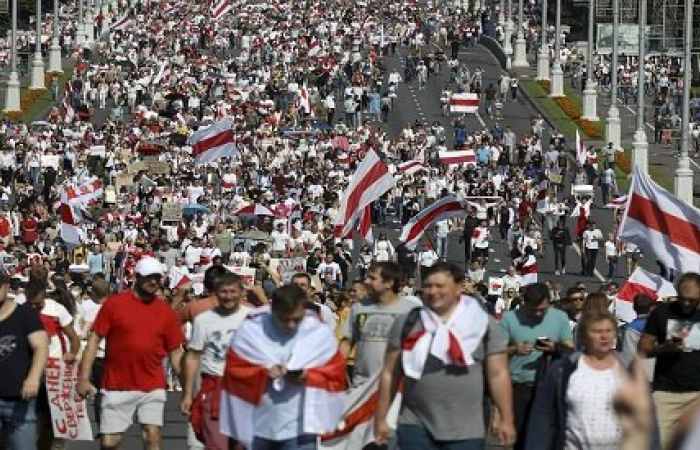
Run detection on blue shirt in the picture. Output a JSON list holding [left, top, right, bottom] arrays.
[[253, 315, 305, 441], [500, 307, 573, 383]]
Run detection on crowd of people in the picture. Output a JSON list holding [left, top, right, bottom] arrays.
[[1, 0, 700, 449]]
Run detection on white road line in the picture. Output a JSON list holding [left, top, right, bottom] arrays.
[[621, 103, 655, 130], [571, 242, 606, 282], [475, 111, 486, 127], [690, 158, 700, 172]]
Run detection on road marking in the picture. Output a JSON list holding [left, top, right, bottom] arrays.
[[475, 111, 486, 127], [689, 158, 700, 172], [621, 103, 655, 130], [571, 242, 606, 282]]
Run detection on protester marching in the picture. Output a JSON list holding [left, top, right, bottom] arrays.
[[2, 0, 700, 449]]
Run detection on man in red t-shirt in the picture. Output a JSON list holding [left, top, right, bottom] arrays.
[[78, 257, 184, 449]]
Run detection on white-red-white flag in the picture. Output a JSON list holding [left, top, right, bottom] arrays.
[[397, 160, 428, 175], [535, 179, 549, 212], [110, 13, 133, 31], [334, 150, 394, 238], [615, 267, 677, 323], [439, 150, 476, 165], [297, 87, 314, 116], [606, 195, 628, 209], [211, 0, 233, 20], [619, 166, 700, 272], [187, 117, 239, 165], [449, 93, 479, 113], [219, 309, 346, 449], [357, 204, 373, 243], [308, 37, 321, 57], [399, 196, 466, 250], [59, 187, 84, 245]]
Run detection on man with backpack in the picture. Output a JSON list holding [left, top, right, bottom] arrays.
[[374, 262, 516, 449]]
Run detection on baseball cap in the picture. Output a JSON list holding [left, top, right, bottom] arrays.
[[134, 257, 164, 277]]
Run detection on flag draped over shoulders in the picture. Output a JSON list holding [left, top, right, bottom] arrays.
[[219, 308, 347, 449]]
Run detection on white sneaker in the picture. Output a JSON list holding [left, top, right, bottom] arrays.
[[555, 270, 560, 275], [562, 268, 566, 274]]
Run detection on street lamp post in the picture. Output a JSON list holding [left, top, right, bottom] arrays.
[[77, 0, 85, 45], [503, 0, 514, 69], [29, 0, 46, 90], [48, 0, 62, 72], [674, 0, 694, 203], [4, 0, 20, 112], [512, 0, 528, 67], [582, 0, 598, 120], [536, 0, 549, 80], [605, 0, 621, 149], [549, 0, 564, 95], [632, 0, 648, 174]]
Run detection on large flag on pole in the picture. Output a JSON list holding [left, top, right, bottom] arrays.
[[211, 0, 233, 20], [399, 196, 467, 250], [187, 117, 239, 165], [618, 166, 700, 272], [614, 267, 677, 323], [333, 150, 394, 238]]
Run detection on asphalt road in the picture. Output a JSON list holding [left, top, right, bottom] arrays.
[[66, 39, 668, 450]]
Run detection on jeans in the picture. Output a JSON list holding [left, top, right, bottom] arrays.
[[436, 236, 447, 260], [607, 256, 618, 280], [512, 383, 536, 450], [397, 425, 485, 450], [585, 248, 599, 276], [553, 246, 567, 272], [0, 398, 37, 450], [252, 434, 317, 450]]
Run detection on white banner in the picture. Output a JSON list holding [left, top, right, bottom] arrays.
[[46, 357, 93, 441], [270, 257, 307, 284]]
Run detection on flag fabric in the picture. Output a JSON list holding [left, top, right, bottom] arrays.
[[211, 0, 233, 20], [152, 61, 170, 85], [449, 93, 479, 114], [308, 37, 321, 56], [297, 87, 313, 115], [110, 12, 133, 31], [320, 372, 380, 450], [606, 195, 628, 209], [219, 309, 347, 449], [334, 150, 394, 238], [62, 96, 75, 123], [619, 166, 700, 272], [76, 177, 103, 203], [615, 267, 677, 323], [59, 187, 84, 245], [187, 117, 239, 165], [438, 150, 476, 165], [399, 196, 466, 250], [576, 129, 586, 166], [519, 255, 538, 285], [397, 160, 428, 175], [357, 204, 373, 243]]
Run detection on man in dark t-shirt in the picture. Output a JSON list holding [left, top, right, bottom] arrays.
[[639, 272, 700, 449], [0, 263, 48, 449]]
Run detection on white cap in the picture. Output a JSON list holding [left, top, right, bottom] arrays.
[[135, 257, 164, 277]]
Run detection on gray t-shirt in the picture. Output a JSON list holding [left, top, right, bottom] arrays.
[[342, 297, 419, 386], [187, 306, 251, 376], [387, 311, 506, 441]]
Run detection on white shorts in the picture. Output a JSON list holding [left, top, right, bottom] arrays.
[[100, 389, 167, 434]]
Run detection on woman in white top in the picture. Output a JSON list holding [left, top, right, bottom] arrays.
[[373, 233, 394, 262], [526, 311, 648, 449]]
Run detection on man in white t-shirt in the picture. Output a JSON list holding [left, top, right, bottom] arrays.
[[316, 255, 342, 288], [502, 266, 524, 294], [184, 238, 204, 270], [181, 273, 252, 449], [603, 233, 619, 281], [270, 223, 290, 258], [582, 221, 603, 277]]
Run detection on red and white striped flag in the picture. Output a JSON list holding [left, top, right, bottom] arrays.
[[399, 196, 466, 250], [110, 12, 133, 31], [297, 87, 313, 116], [576, 129, 586, 166], [535, 179, 549, 212], [439, 150, 476, 165], [619, 166, 700, 272], [357, 204, 373, 243], [606, 195, 628, 209], [520, 255, 538, 285], [449, 93, 479, 114], [59, 187, 84, 245], [333, 150, 394, 238], [219, 309, 347, 449], [308, 37, 321, 56], [614, 267, 677, 323], [211, 0, 233, 20], [62, 96, 75, 123], [187, 117, 239, 165], [398, 160, 428, 175]]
